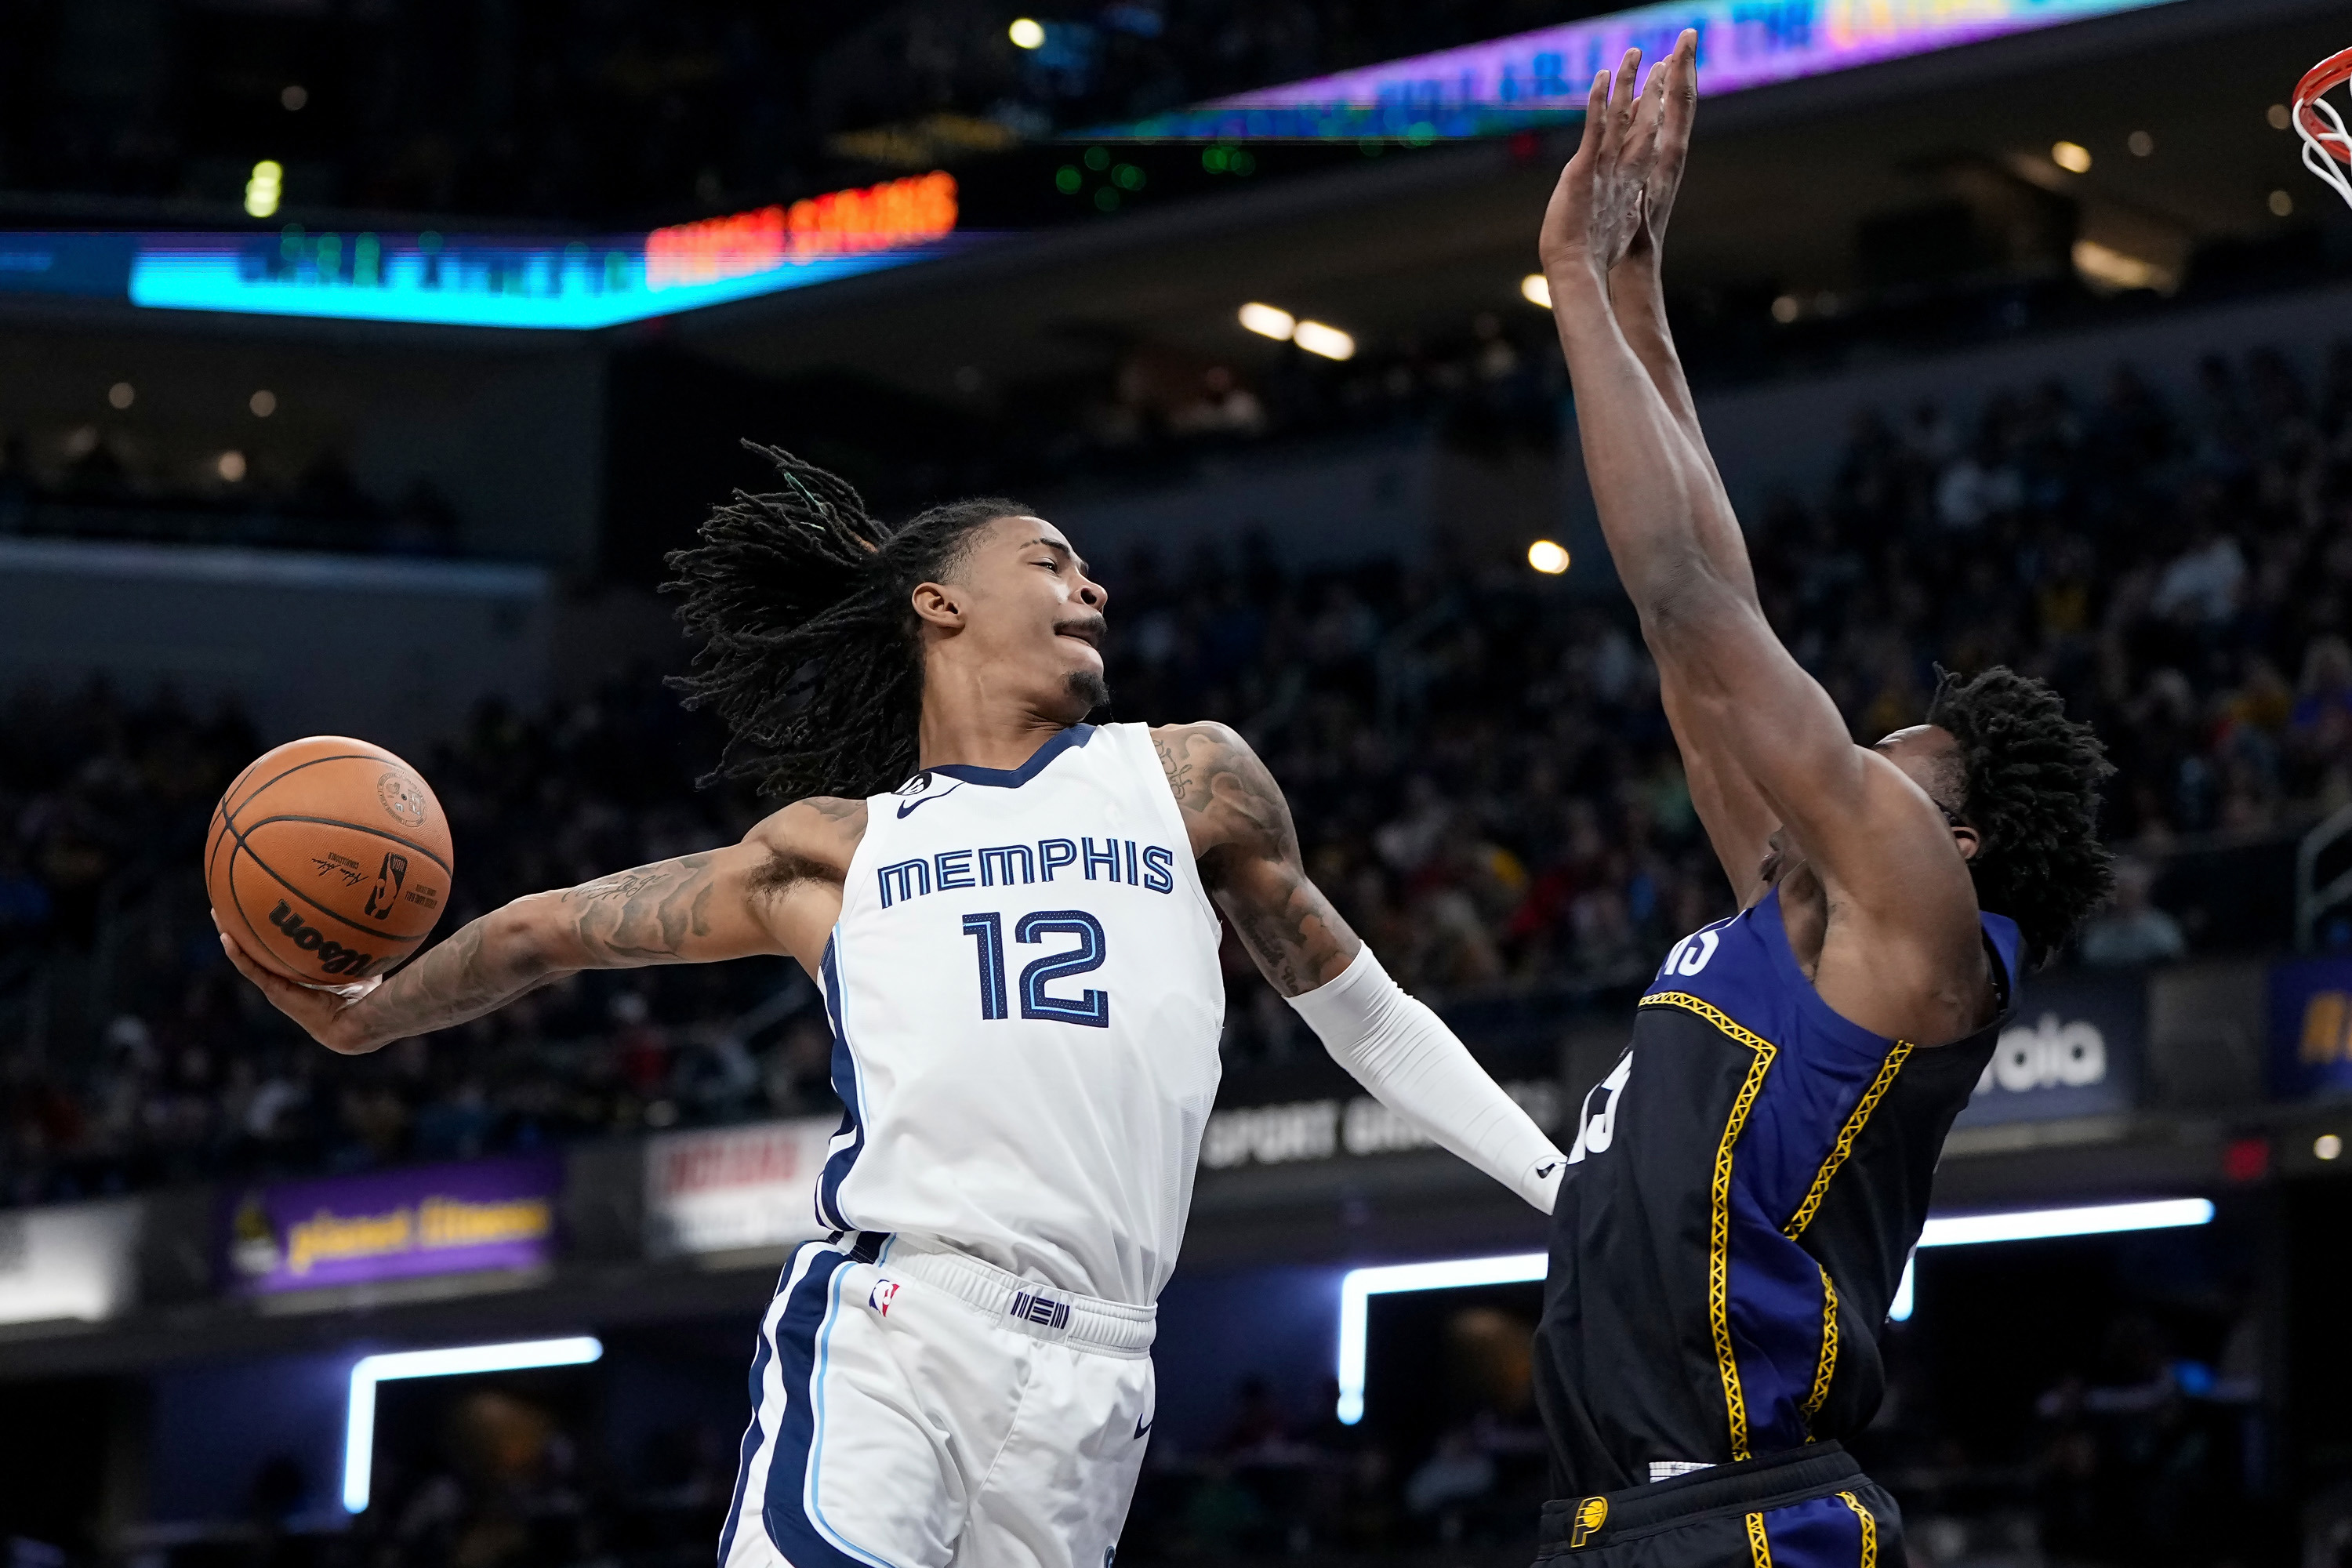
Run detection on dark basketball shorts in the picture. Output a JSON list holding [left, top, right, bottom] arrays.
[[1535, 1443, 1901, 1568]]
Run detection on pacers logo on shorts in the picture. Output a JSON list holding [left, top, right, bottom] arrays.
[[1569, 1496, 1607, 1548], [868, 1279, 902, 1317]]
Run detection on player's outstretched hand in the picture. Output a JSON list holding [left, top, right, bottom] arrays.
[[1537, 31, 1696, 283], [213, 909, 383, 1055], [1628, 31, 1699, 267]]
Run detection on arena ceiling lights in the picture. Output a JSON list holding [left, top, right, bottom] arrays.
[[1081, 0, 2185, 142], [342, 1335, 602, 1512], [1334, 1198, 2214, 1424], [1238, 301, 1356, 360]]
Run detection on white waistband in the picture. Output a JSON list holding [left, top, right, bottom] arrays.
[[856, 1234, 1156, 1355]]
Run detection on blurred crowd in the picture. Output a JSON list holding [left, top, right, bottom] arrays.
[[4, 335, 2351, 1203], [0, 434, 460, 556], [5, 0, 1609, 226]]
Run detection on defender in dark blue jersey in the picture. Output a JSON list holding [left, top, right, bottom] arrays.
[[1525, 37, 2116, 1566]]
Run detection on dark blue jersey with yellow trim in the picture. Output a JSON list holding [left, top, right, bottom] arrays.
[[1532, 887, 2022, 1497]]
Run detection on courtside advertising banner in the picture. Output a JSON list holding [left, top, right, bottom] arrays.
[[1953, 971, 2143, 1127], [2267, 957, 2352, 1102], [0, 1196, 143, 1326], [643, 1117, 836, 1258], [223, 1155, 560, 1293]]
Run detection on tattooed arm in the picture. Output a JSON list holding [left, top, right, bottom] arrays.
[[1153, 720, 1360, 995], [215, 797, 866, 1054], [1154, 720, 1565, 1208]]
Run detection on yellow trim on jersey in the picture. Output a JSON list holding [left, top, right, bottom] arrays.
[[1784, 1041, 1913, 1238], [1642, 991, 1777, 1462], [1838, 1490, 1878, 1568], [1804, 1262, 1839, 1429], [1745, 1511, 1774, 1567]]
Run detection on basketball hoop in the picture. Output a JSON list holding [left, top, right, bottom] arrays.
[[2295, 45, 2352, 209]]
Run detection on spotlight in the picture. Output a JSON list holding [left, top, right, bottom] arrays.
[[1336, 1254, 1544, 1423], [2318, 1134, 2343, 1161], [2128, 130, 2154, 157], [2270, 190, 2296, 217], [1519, 274, 1551, 309], [1009, 17, 1046, 49], [245, 160, 284, 219], [107, 383, 135, 410], [216, 451, 248, 482], [281, 85, 308, 111], [2051, 140, 2092, 174], [344, 1338, 601, 1512], [1527, 539, 1570, 575], [1291, 320, 1355, 361], [249, 390, 277, 418], [1238, 302, 1295, 340], [1771, 295, 1801, 324]]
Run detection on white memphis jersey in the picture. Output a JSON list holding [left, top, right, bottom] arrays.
[[815, 721, 1225, 1305]]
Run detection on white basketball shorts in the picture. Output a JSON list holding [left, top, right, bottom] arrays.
[[718, 1232, 1157, 1568]]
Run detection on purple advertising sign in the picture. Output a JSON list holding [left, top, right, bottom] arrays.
[[224, 1155, 560, 1293], [1087, 0, 2182, 140]]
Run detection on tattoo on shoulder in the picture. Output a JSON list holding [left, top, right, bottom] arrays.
[[802, 796, 867, 826], [1153, 731, 1198, 807], [1156, 724, 1299, 859]]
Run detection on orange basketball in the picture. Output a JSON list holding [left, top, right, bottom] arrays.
[[204, 736, 456, 988]]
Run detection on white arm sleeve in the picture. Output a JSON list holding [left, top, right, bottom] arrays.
[[1285, 944, 1566, 1212]]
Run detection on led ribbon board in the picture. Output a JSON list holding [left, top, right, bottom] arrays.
[[122, 171, 960, 329], [1088, 0, 2184, 140], [1335, 1199, 2214, 1423]]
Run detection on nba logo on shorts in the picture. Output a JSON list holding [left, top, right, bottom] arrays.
[[868, 1279, 902, 1317]]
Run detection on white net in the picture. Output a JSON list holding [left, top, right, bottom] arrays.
[[2297, 49, 2352, 209]]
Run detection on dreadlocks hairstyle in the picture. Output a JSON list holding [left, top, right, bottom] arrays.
[[1926, 664, 2116, 969], [664, 442, 1034, 801]]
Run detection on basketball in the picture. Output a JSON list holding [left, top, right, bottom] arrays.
[[204, 736, 455, 988]]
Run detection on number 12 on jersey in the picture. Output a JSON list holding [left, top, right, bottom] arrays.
[[961, 910, 1111, 1027]]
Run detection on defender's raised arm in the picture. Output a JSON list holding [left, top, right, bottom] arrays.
[[1540, 38, 1986, 1040]]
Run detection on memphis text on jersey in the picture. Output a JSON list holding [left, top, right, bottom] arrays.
[[873, 835, 1179, 908]]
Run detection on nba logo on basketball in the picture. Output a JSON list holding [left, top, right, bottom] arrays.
[[868, 1279, 902, 1317]]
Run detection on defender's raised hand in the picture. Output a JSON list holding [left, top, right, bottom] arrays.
[[1627, 31, 1699, 267], [1538, 45, 1668, 283]]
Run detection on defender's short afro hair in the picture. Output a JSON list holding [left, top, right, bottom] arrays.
[[1927, 665, 2116, 969]]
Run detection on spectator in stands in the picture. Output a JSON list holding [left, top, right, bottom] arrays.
[[2078, 858, 2187, 968], [5, 337, 2352, 1204]]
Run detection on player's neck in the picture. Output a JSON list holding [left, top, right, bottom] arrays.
[[914, 688, 1077, 774]]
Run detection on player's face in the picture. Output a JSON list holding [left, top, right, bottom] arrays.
[[1873, 724, 1980, 862], [940, 515, 1111, 716], [1760, 725, 1975, 886]]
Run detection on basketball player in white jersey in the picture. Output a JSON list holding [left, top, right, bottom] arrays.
[[216, 451, 1567, 1568]]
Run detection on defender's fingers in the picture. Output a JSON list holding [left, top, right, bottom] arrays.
[[1663, 31, 1699, 143], [1631, 57, 1671, 165], [1573, 69, 1610, 162], [1611, 48, 1643, 133]]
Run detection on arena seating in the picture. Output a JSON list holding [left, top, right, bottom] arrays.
[[2, 336, 2346, 1213]]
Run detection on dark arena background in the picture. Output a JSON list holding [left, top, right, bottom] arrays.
[[3, 2, 2352, 1565]]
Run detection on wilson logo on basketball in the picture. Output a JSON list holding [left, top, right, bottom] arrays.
[[266, 900, 376, 977]]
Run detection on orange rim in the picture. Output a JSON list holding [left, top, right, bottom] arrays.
[[2296, 45, 2352, 163]]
